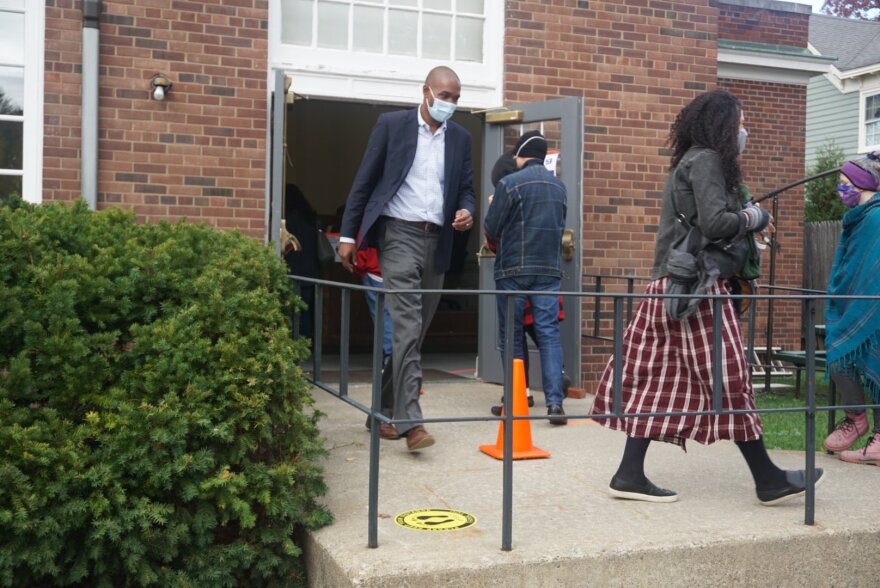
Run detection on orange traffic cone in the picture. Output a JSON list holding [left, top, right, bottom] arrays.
[[480, 358, 550, 460]]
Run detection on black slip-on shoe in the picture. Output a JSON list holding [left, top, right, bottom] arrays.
[[608, 475, 679, 503], [757, 468, 825, 506], [547, 404, 568, 426]]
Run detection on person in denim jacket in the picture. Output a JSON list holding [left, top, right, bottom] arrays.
[[483, 131, 568, 424]]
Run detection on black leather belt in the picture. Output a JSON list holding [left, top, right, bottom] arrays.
[[386, 217, 440, 232]]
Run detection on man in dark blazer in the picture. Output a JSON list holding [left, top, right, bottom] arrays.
[[338, 66, 475, 451]]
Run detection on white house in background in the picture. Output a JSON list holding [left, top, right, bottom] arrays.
[[807, 13, 880, 166]]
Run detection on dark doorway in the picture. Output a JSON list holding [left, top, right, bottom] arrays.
[[285, 98, 484, 353]]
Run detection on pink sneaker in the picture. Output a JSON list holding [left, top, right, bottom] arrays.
[[840, 433, 880, 466], [823, 412, 869, 452]]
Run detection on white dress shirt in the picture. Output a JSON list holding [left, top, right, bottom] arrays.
[[340, 109, 447, 245], [381, 108, 446, 226]]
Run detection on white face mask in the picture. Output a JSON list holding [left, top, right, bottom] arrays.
[[426, 87, 456, 123], [738, 127, 748, 154]]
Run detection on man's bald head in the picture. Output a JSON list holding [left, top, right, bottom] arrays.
[[425, 66, 460, 87]]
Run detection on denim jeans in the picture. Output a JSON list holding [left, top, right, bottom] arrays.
[[362, 274, 393, 359], [495, 275, 564, 406]]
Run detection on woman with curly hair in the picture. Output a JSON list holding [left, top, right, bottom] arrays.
[[591, 89, 825, 504], [821, 152, 880, 464]]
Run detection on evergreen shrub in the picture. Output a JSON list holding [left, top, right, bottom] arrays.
[[0, 200, 330, 587], [805, 140, 846, 222]]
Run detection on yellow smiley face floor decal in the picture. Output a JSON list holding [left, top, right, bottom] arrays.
[[394, 509, 477, 531]]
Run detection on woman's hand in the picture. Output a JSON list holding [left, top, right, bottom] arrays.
[[740, 203, 771, 233]]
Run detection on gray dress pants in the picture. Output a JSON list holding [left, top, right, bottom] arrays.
[[378, 218, 444, 436]]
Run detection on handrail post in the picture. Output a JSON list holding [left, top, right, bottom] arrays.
[[804, 297, 817, 525], [313, 284, 323, 382], [626, 278, 634, 322], [501, 293, 515, 551], [823, 293, 837, 441], [712, 297, 722, 412], [340, 288, 351, 398], [764, 194, 780, 394], [593, 276, 603, 338], [366, 290, 385, 548], [747, 285, 757, 375], [292, 278, 301, 339], [612, 297, 624, 416]]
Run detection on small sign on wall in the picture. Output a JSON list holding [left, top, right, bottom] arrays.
[[544, 150, 559, 175]]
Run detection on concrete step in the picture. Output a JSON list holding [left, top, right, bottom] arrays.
[[304, 380, 879, 587]]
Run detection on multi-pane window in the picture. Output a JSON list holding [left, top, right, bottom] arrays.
[[864, 92, 880, 150], [0, 0, 40, 203], [272, 0, 500, 107], [281, 0, 486, 63], [0, 0, 25, 199]]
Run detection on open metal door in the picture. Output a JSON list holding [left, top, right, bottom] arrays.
[[477, 97, 583, 388], [266, 71, 293, 254]]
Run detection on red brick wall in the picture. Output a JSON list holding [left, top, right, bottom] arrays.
[[720, 78, 806, 354], [43, 0, 82, 203], [43, 0, 269, 238], [716, 1, 809, 46], [505, 0, 720, 388], [506, 1, 809, 389], [716, 1, 810, 355]]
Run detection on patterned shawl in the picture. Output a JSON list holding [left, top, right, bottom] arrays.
[[825, 194, 880, 402]]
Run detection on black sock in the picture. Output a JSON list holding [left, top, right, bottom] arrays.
[[736, 438, 786, 490], [613, 437, 651, 485]]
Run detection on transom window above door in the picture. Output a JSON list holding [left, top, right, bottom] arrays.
[[272, 0, 502, 107], [282, 0, 484, 62]]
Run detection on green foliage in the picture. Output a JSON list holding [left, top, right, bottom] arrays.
[[0, 193, 24, 211], [804, 141, 847, 222], [0, 201, 330, 587], [757, 386, 832, 452], [821, 0, 880, 21]]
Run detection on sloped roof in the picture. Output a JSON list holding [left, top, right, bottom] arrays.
[[810, 13, 880, 72]]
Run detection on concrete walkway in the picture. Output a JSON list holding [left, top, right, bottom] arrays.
[[302, 375, 879, 587]]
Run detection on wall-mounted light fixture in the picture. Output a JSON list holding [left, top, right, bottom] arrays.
[[150, 74, 172, 101]]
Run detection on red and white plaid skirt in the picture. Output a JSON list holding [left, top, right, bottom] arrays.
[[591, 277, 763, 448]]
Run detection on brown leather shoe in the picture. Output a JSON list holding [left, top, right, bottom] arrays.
[[405, 425, 435, 451], [365, 416, 399, 439], [379, 422, 400, 440]]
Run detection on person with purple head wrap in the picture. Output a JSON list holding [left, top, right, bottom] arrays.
[[822, 152, 880, 465]]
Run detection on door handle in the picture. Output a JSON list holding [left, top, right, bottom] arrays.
[[280, 221, 301, 255], [562, 228, 575, 262]]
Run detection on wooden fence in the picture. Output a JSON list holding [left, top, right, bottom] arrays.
[[803, 220, 842, 327]]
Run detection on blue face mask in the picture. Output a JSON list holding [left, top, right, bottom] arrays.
[[426, 87, 456, 124], [738, 128, 748, 154]]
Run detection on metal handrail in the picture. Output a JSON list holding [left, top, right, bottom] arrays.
[[582, 273, 652, 340], [288, 274, 880, 551]]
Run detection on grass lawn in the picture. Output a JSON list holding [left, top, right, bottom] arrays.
[[754, 377, 835, 451]]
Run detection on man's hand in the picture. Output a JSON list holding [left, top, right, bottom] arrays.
[[338, 242, 357, 273], [452, 209, 473, 232]]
